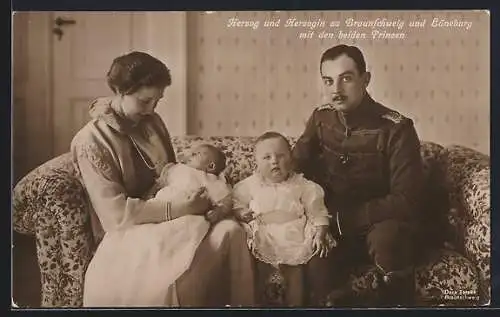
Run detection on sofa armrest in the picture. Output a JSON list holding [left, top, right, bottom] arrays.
[[441, 145, 490, 303], [12, 153, 94, 307]]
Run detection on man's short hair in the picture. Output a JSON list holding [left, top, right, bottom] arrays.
[[320, 44, 367, 75]]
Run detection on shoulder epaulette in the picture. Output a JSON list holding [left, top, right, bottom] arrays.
[[381, 110, 405, 124], [316, 104, 335, 111]]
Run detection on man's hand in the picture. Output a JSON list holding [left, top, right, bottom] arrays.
[[235, 208, 256, 223], [312, 225, 336, 258]]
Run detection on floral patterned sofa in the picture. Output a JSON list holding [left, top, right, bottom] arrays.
[[12, 136, 490, 308]]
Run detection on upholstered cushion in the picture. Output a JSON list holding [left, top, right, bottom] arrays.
[[438, 145, 490, 303], [12, 153, 92, 307], [439, 145, 489, 248], [12, 153, 80, 235], [420, 141, 445, 179], [262, 248, 480, 306], [415, 248, 481, 305]]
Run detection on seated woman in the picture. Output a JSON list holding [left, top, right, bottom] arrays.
[[71, 51, 255, 307]]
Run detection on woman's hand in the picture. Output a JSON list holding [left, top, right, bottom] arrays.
[[234, 208, 256, 223], [205, 208, 226, 225], [170, 187, 212, 219], [312, 225, 336, 258]]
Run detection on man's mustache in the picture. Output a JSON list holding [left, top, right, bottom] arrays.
[[332, 95, 346, 102]]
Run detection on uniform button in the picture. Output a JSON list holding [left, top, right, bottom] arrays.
[[340, 154, 349, 164], [383, 274, 391, 283]]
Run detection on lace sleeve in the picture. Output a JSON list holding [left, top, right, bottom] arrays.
[[232, 178, 252, 212], [301, 179, 331, 226]]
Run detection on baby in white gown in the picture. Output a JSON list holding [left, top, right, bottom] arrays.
[[233, 132, 336, 306], [143, 143, 232, 301], [151, 143, 232, 225], [84, 144, 231, 307]]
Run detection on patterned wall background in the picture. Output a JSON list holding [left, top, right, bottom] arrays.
[[186, 10, 490, 155]]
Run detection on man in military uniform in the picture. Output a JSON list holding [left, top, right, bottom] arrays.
[[292, 45, 424, 306]]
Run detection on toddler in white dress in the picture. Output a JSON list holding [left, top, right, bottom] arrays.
[[233, 132, 337, 306]]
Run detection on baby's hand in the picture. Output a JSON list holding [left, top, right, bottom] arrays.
[[205, 208, 226, 225], [235, 208, 256, 223], [312, 225, 336, 258]]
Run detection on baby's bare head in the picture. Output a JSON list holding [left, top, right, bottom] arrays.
[[186, 144, 226, 176], [254, 131, 293, 183]]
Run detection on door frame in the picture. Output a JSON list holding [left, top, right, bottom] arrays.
[[12, 12, 54, 181]]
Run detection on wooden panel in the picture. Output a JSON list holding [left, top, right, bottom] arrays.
[[12, 12, 54, 180], [12, 97, 27, 182], [53, 12, 135, 155], [69, 97, 92, 134], [52, 11, 188, 154], [25, 12, 54, 169], [71, 12, 133, 80], [54, 97, 92, 156], [12, 12, 29, 94]]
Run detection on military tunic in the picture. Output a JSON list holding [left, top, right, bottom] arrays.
[[292, 94, 424, 238]]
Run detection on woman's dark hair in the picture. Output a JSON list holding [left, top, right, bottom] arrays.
[[106, 51, 172, 95], [320, 44, 367, 75], [255, 131, 291, 152]]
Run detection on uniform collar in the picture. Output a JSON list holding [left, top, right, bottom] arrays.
[[337, 93, 376, 127]]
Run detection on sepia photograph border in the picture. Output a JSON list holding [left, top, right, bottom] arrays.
[[9, 1, 498, 313]]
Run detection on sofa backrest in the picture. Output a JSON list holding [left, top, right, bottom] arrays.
[[13, 136, 447, 238], [170, 136, 446, 186], [12, 152, 86, 235]]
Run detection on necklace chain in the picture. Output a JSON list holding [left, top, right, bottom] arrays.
[[129, 136, 156, 170]]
